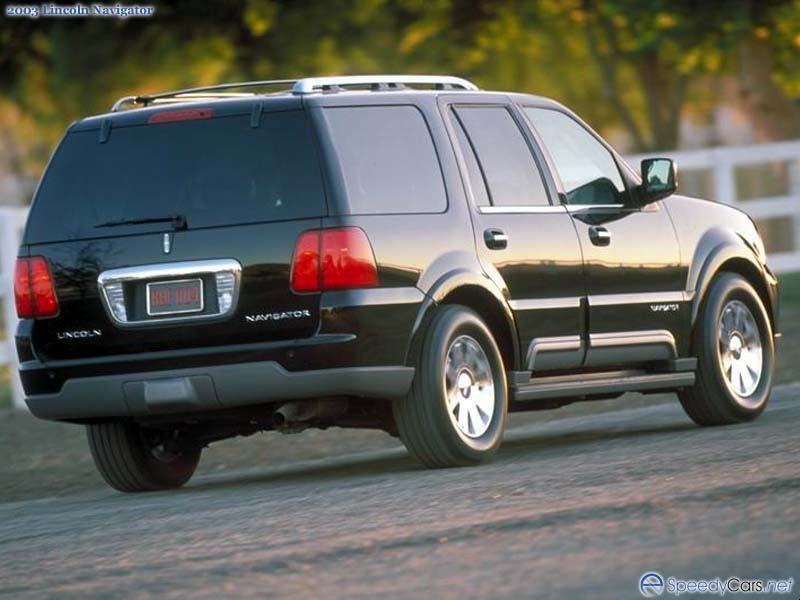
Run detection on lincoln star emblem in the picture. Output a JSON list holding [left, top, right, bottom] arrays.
[[163, 233, 172, 254]]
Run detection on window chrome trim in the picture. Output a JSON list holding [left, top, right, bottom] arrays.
[[98, 259, 242, 329], [478, 204, 630, 214], [478, 205, 566, 214], [564, 204, 625, 211]]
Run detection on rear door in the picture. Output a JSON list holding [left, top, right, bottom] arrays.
[[442, 99, 586, 372], [23, 104, 327, 360], [521, 106, 685, 367]]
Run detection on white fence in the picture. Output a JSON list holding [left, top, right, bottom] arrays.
[[1, 139, 800, 410], [0, 207, 28, 410], [628, 139, 800, 273]]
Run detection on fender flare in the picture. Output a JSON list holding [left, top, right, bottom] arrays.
[[406, 269, 520, 369], [688, 232, 766, 326]]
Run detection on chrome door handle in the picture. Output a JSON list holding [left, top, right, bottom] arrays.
[[589, 226, 611, 246], [484, 229, 508, 250]]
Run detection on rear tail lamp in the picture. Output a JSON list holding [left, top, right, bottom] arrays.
[[291, 227, 378, 293], [15, 257, 59, 319]]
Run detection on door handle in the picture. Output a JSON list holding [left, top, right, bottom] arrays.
[[589, 226, 611, 246], [484, 228, 508, 250]]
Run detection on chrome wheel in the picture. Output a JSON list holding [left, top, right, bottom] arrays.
[[718, 300, 763, 403], [444, 335, 495, 438]]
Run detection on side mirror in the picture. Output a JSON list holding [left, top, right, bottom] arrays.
[[639, 158, 677, 204]]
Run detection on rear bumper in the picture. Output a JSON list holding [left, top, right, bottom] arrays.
[[25, 361, 415, 421]]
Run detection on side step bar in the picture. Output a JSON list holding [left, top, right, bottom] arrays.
[[510, 368, 695, 403]]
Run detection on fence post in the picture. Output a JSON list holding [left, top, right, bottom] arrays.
[[711, 150, 737, 207], [0, 208, 26, 410], [788, 158, 800, 260]]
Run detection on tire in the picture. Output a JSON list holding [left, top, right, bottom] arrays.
[[393, 304, 508, 468], [679, 272, 775, 426], [86, 421, 201, 492]]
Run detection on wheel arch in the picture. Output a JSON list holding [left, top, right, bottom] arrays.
[[689, 235, 775, 331], [406, 270, 520, 372]]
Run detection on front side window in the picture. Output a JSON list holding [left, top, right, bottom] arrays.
[[453, 106, 550, 207], [524, 107, 626, 206], [323, 105, 447, 214]]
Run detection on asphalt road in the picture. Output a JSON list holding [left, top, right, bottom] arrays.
[[1, 385, 798, 600]]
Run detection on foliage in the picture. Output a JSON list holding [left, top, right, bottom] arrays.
[[0, 0, 799, 175]]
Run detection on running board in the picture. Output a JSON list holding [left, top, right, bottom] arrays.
[[510, 369, 695, 403]]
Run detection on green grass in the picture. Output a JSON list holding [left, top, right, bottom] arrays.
[[0, 368, 10, 411], [779, 271, 800, 308], [773, 271, 799, 385], [1, 298, 11, 409]]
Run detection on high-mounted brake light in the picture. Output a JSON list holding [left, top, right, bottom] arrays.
[[291, 228, 378, 293], [15, 257, 59, 319], [147, 108, 214, 124]]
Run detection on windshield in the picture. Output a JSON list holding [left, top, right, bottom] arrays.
[[26, 110, 326, 243]]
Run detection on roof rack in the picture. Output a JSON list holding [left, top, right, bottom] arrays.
[[110, 75, 478, 111], [110, 79, 297, 111], [291, 75, 478, 94]]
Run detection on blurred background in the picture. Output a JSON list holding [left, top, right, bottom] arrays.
[[1, 0, 800, 412]]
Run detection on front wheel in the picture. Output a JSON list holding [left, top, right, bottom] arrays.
[[393, 305, 508, 468], [87, 421, 201, 492], [679, 272, 775, 425]]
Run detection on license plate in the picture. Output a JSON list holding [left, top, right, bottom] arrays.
[[146, 278, 204, 316]]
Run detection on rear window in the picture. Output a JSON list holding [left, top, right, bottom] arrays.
[[323, 105, 447, 214], [26, 110, 326, 243]]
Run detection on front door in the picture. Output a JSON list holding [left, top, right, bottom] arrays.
[[522, 106, 685, 368], [442, 99, 586, 372]]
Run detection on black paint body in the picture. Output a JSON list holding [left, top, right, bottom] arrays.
[[16, 89, 779, 422]]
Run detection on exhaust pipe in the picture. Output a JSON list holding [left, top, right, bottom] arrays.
[[273, 399, 348, 429]]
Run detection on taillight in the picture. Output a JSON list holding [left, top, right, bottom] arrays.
[[14, 257, 59, 319], [291, 228, 378, 293], [291, 231, 321, 293], [14, 259, 32, 319], [147, 108, 214, 124]]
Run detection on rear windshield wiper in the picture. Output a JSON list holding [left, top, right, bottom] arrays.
[[95, 214, 188, 230]]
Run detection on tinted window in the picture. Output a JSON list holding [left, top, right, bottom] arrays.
[[27, 111, 326, 243], [454, 106, 549, 207], [324, 106, 447, 214], [451, 116, 490, 207], [524, 108, 626, 206]]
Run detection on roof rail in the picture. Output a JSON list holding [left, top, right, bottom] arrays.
[[292, 75, 478, 94], [109, 75, 479, 111], [110, 79, 297, 111]]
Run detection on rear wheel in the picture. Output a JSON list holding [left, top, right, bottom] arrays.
[[393, 305, 508, 467], [679, 272, 774, 425], [86, 421, 201, 492]]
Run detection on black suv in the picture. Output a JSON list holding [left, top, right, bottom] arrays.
[[15, 75, 778, 492]]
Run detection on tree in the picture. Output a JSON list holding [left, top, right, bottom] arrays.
[[0, 0, 799, 182]]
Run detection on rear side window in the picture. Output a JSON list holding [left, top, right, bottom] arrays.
[[453, 106, 550, 207], [26, 111, 326, 243], [451, 116, 490, 207], [323, 106, 447, 214]]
